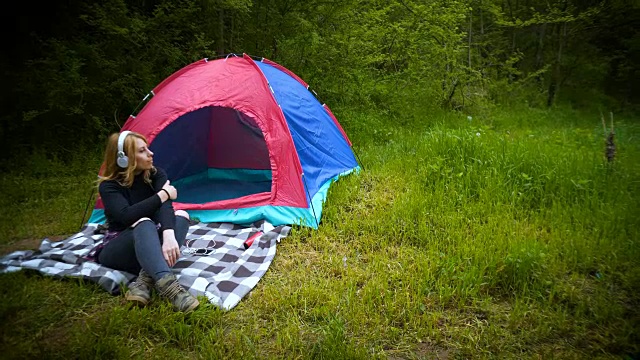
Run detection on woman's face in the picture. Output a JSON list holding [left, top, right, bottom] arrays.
[[133, 137, 154, 172]]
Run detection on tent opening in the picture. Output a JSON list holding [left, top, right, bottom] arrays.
[[150, 106, 272, 204]]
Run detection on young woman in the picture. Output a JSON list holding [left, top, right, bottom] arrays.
[[91, 131, 199, 312]]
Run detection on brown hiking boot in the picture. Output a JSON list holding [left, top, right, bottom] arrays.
[[125, 269, 154, 306], [155, 274, 199, 312]]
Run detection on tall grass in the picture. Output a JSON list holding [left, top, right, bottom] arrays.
[[0, 148, 102, 248], [0, 106, 638, 358]]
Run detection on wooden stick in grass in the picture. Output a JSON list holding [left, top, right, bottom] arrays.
[[606, 112, 616, 162]]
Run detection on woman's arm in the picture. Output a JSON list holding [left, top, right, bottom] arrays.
[[99, 181, 164, 228], [162, 229, 179, 266], [152, 168, 177, 232]]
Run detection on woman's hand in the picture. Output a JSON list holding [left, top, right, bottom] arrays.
[[162, 230, 180, 267], [159, 180, 178, 201]]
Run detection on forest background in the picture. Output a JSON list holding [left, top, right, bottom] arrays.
[[0, 0, 638, 164]]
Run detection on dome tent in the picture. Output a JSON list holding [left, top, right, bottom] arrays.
[[88, 54, 359, 228]]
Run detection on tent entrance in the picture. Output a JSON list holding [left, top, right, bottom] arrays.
[[150, 106, 272, 204], [172, 168, 271, 203]]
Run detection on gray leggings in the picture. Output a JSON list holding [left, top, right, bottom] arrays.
[[98, 216, 189, 281]]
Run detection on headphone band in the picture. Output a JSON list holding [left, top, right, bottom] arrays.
[[117, 131, 132, 154]]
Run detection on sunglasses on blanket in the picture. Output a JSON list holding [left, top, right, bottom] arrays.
[[181, 239, 216, 256], [181, 247, 216, 256]]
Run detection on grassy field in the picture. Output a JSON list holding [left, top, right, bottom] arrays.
[[1, 106, 639, 359]]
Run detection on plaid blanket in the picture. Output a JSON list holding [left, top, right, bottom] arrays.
[[0, 220, 290, 310]]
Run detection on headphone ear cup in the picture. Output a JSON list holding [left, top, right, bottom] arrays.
[[117, 151, 129, 168], [116, 131, 132, 168]]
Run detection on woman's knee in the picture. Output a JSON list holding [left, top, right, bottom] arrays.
[[175, 210, 190, 220], [131, 217, 153, 228]]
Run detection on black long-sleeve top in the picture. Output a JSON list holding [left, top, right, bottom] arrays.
[[99, 167, 175, 232]]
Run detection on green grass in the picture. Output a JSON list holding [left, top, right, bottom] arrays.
[[1, 106, 639, 359], [0, 149, 102, 247]]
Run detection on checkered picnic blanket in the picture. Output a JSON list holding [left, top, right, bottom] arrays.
[[0, 220, 290, 310]]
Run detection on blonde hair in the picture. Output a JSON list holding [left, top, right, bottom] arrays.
[[99, 131, 155, 187]]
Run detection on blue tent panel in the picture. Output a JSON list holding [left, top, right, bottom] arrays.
[[256, 61, 358, 202]]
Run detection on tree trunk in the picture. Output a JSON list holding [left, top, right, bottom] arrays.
[[480, 1, 484, 36], [217, 8, 225, 56], [506, 0, 517, 82], [468, 9, 472, 69], [547, 22, 566, 107], [479, 0, 486, 82], [229, 13, 234, 51], [535, 23, 546, 69]]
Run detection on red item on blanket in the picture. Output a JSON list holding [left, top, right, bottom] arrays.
[[243, 231, 263, 249]]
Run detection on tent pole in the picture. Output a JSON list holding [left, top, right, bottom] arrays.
[[79, 186, 96, 231], [129, 91, 155, 120], [301, 173, 319, 228], [353, 149, 366, 172]]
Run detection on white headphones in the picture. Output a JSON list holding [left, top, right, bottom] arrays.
[[116, 131, 132, 168]]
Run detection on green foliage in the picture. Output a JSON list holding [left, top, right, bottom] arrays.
[[1, 0, 638, 166], [1, 0, 217, 164]]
